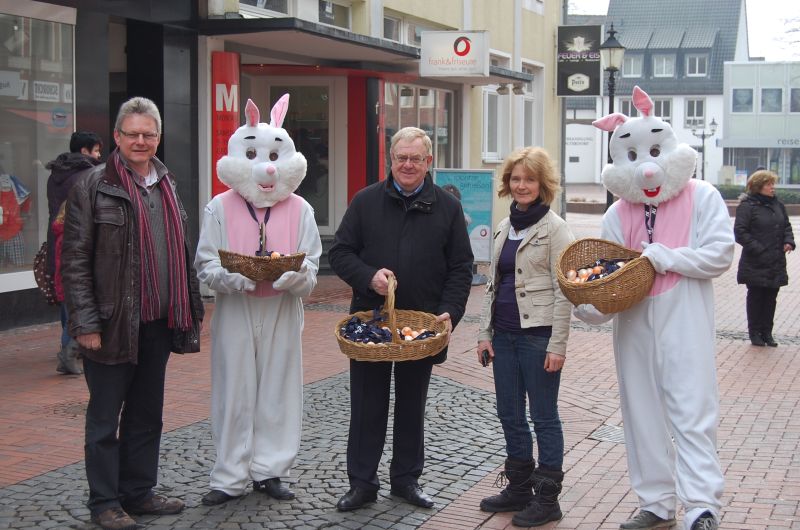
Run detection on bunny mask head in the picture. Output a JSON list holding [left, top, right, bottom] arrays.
[[593, 86, 697, 205], [217, 95, 307, 208]]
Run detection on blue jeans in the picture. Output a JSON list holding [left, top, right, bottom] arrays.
[[59, 303, 70, 348], [491, 331, 563, 469]]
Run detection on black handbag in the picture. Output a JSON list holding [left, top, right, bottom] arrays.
[[33, 242, 58, 305]]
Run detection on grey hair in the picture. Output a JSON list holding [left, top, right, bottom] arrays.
[[114, 97, 162, 133], [390, 127, 432, 156]]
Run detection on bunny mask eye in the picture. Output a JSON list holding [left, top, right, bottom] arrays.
[[628, 150, 637, 162], [649, 146, 661, 157], [269, 152, 279, 161], [246, 147, 257, 160]]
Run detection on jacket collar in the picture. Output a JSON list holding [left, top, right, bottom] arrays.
[[385, 172, 436, 212]]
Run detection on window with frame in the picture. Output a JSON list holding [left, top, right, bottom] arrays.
[[619, 98, 635, 117], [239, 0, 289, 14], [319, 1, 350, 29], [622, 55, 643, 78], [383, 12, 439, 47], [653, 54, 675, 77], [653, 98, 671, 123], [383, 15, 400, 42], [686, 54, 708, 77], [521, 64, 537, 147], [482, 86, 509, 162], [685, 99, 705, 128]]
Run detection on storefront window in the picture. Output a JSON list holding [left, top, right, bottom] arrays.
[[0, 13, 74, 274]]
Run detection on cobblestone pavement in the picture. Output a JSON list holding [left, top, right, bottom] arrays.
[[0, 213, 798, 529]]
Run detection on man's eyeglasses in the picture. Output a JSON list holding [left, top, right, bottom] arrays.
[[392, 154, 427, 165], [118, 130, 160, 142]]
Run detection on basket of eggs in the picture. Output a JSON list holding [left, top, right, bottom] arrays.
[[556, 238, 656, 314], [218, 249, 306, 282], [334, 275, 449, 362]]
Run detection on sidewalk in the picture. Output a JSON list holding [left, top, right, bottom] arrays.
[[0, 212, 798, 529]]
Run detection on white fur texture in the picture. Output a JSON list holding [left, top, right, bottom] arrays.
[[217, 108, 307, 208], [599, 103, 697, 206]]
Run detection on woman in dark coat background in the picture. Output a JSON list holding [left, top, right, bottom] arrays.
[[734, 169, 795, 346]]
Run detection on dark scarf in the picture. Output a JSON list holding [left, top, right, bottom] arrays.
[[112, 149, 192, 330], [509, 199, 549, 231], [753, 192, 777, 206]]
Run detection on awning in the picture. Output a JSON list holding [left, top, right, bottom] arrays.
[[198, 17, 532, 86]]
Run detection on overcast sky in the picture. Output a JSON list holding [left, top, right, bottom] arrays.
[[568, 0, 800, 61]]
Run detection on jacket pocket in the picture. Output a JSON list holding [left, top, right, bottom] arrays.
[[94, 206, 126, 256], [97, 302, 115, 320], [518, 276, 555, 324]]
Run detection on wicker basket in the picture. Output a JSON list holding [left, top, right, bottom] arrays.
[[335, 276, 449, 362], [556, 238, 656, 314], [219, 249, 305, 282]]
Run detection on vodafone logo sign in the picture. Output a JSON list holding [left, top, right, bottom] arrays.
[[453, 36, 471, 57]]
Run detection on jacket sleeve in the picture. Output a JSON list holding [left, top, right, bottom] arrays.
[[477, 227, 501, 343], [546, 217, 575, 356], [61, 178, 101, 337], [734, 200, 767, 256], [780, 202, 796, 250], [328, 193, 380, 294], [437, 201, 474, 328]]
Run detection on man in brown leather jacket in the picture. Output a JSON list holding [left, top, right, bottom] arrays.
[[62, 97, 203, 530]]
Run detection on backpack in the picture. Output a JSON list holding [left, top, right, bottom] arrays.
[[33, 241, 58, 305]]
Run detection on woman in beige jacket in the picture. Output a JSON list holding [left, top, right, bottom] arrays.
[[477, 147, 575, 528]]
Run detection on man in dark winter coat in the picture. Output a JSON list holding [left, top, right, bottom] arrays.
[[328, 126, 473, 512], [734, 169, 795, 346], [46, 131, 103, 374]]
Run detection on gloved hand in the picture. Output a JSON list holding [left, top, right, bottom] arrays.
[[214, 272, 256, 294], [640, 241, 667, 274], [573, 304, 613, 325], [273, 263, 314, 297]]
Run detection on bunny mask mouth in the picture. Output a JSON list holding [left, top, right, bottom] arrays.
[[258, 184, 275, 192], [643, 187, 661, 198]]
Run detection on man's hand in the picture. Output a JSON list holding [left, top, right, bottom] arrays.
[[369, 268, 395, 296], [77, 332, 102, 351]]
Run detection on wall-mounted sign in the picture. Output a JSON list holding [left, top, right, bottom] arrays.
[[557, 25, 602, 97], [211, 51, 240, 197], [0, 70, 21, 97], [433, 169, 494, 263], [32, 80, 59, 102], [420, 31, 489, 78]]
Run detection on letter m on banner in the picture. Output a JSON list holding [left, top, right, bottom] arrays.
[[211, 51, 240, 197]]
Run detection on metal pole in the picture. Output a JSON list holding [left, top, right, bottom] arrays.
[[605, 69, 616, 210], [700, 133, 705, 180]]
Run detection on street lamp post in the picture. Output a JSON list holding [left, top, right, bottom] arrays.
[[691, 118, 718, 180], [600, 23, 625, 211]]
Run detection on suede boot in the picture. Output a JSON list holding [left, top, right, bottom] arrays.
[[479, 458, 535, 513], [511, 467, 563, 527], [749, 332, 766, 347], [57, 339, 83, 375]]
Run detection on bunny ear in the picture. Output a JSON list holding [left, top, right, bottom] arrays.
[[632, 86, 653, 117], [245, 99, 260, 127], [593, 113, 628, 132], [270, 94, 290, 128]]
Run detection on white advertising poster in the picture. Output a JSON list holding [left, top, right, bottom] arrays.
[[420, 31, 489, 78], [433, 169, 494, 263], [0, 70, 21, 97], [33, 80, 59, 102]]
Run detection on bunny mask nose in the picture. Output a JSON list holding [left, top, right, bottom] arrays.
[[253, 163, 277, 193], [635, 161, 665, 198]]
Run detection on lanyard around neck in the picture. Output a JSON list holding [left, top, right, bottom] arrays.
[[245, 201, 271, 256], [644, 204, 657, 244]]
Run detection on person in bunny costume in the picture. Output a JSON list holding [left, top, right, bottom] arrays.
[[574, 86, 733, 530], [195, 95, 322, 506]]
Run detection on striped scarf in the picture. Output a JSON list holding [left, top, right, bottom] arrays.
[[112, 149, 192, 330]]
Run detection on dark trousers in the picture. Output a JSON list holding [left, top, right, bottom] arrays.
[[346, 357, 434, 491], [746, 286, 780, 336], [83, 319, 172, 515]]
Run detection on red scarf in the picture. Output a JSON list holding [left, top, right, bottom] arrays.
[[112, 149, 192, 330]]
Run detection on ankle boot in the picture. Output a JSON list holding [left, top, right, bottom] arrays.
[[57, 339, 83, 375], [749, 332, 766, 347], [762, 332, 778, 347], [511, 467, 563, 527], [479, 458, 535, 512]]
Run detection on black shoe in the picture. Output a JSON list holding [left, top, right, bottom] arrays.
[[253, 478, 295, 500], [201, 489, 241, 506], [690, 511, 718, 530], [390, 483, 434, 508], [749, 332, 766, 346], [763, 333, 778, 347], [123, 494, 184, 515], [336, 487, 378, 512]]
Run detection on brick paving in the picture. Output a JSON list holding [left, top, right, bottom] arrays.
[[0, 211, 798, 529]]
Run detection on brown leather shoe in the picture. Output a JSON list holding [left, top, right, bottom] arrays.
[[90, 507, 137, 530], [124, 494, 184, 515]]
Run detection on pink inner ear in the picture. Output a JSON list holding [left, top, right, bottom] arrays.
[[593, 113, 628, 132], [632, 86, 653, 117], [245, 99, 260, 127], [270, 94, 290, 129]]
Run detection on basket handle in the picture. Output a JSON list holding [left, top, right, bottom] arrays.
[[386, 275, 399, 344]]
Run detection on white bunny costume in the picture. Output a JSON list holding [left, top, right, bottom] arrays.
[[195, 96, 322, 497], [575, 87, 733, 529]]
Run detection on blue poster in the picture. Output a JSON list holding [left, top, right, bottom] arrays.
[[433, 169, 494, 263]]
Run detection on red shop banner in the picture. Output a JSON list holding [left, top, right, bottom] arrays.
[[211, 51, 240, 197]]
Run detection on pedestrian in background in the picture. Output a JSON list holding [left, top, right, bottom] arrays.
[[45, 131, 103, 375], [476, 147, 574, 528], [328, 126, 473, 512], [734, 169, 795, 346], [62, 97, 204, 530]]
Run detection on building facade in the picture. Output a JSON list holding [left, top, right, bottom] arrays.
[[0, 0, 563, 329]]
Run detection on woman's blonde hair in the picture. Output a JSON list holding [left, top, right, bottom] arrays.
[[746, 169, 778, 195], [498, 147, 561, 206]]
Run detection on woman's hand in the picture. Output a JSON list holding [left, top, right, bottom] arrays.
[[784, 243, 793, 254], [544, 352, 565, 373], [477, 340, 494, 366]]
